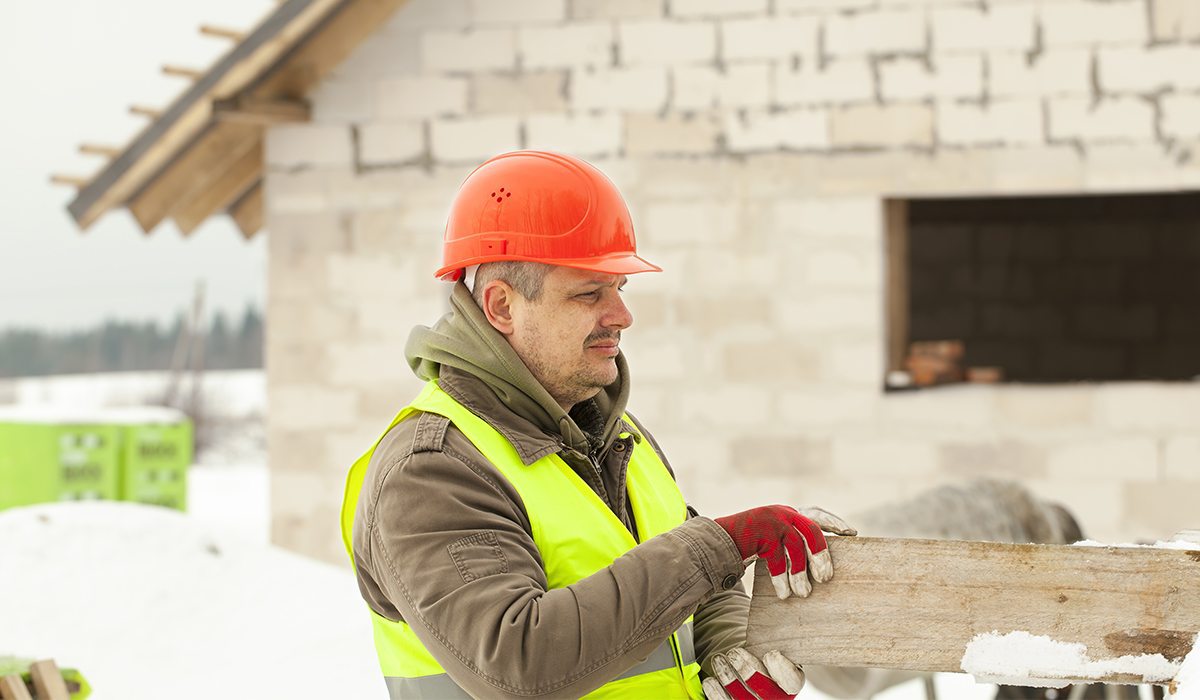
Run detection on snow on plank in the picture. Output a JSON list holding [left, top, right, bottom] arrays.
[[746, 536, 1200, 687]]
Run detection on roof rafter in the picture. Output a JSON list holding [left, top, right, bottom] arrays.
[[68, 0, 407, 237], [213, 96, 311, 126], [174, 144, 263, 235]]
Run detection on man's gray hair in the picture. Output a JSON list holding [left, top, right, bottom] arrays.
[[470, 261, 552, 305]]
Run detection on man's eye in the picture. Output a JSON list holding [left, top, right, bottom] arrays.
[[577, 291, 599, 300]]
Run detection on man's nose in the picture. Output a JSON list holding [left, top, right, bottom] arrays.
[[603, 293, 633, 330]]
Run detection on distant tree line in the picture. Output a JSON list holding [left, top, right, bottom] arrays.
[[0, 305, 263, 378]]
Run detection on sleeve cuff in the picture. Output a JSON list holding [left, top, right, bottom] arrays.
[[670, 517, 747, 594]]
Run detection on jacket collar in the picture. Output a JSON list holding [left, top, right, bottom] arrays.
[[439, 366, 565, 466], [438, 366, 639, 466]]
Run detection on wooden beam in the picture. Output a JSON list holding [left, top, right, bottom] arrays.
[[50, 174, 90, 188], [162, 65, 205, 80], [68, 0, 409, 234], [213, 95, 310, 125], [28, 661, 68, 700], [126, 122, 259, 233], [0, 675, 32, 700], [885, 199, 910, 376], [68, 0, 352, 229], [199, 24, 246, 41], [79, 143, 122, 158], [746, 537, 1200, 685], [129, 105, 162, 118], [173, 145, 262, 235], [229, 181, 263, 239]]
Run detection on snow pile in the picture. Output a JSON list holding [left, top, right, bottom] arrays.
[[0, 501, 382, 699], [1170, 635, 1200, 699], [961, 630, 1182, 688]]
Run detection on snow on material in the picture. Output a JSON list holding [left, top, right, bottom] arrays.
[[961, 630, 1182, 688], [1171, 635, 1200, 699], [0, 501, 383, 699]]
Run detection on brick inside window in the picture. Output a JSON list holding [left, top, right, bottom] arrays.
[[894, 192, 1200, 383]]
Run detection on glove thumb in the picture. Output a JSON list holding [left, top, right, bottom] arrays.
[[799, 506, 857, 537], [763, 650, 806, 694]]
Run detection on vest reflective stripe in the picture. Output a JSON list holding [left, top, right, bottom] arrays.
[[386, 673, 472, 699], [385, 626, 699, 700], [614, 622, 697, 680], [341, 381, 704, 699], [675, 619, 697, 674]]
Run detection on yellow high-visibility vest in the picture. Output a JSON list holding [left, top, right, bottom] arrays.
[[341, 380, 704, 699]]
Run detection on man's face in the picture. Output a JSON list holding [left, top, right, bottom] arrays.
[[506, 267, 633, 410]]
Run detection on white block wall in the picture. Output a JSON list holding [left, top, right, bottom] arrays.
[[267, 0, 1200, 564]]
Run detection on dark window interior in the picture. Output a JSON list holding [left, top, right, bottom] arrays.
[[907, 192, 1200, 382]]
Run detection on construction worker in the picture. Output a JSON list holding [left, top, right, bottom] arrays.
[[340, 150, 856, 699]]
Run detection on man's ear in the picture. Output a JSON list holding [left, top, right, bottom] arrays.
[[480, 280, 516, 336]]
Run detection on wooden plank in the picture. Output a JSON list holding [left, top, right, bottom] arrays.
[[884, 199, 909, 375], [174, 144, 263, 235], [213, 95, 310, 125], [229, 181, 264, 239], [127, 122, 259, 233], [0, 675, 32, 700], [746, 537, 1200, 685], [28, 661, 68, 700]]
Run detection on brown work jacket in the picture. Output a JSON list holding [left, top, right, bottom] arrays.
[[351, 366, 749, 699]]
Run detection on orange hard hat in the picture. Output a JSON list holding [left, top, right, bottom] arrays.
[[436, 150, 661, 281]]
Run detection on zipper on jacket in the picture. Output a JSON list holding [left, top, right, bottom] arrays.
[[560, 442, 610, 505]]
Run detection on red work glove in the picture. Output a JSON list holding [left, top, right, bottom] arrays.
[[702, 648, 806, 700], [714, 505, 855, 599]]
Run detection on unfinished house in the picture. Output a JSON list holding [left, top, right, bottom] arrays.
[[65, 0, 1200, 564]]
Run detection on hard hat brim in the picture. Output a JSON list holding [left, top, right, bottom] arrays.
[[437, 253, 661, 281]]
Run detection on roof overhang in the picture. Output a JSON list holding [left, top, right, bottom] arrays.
[[66, 0, 406, 238]]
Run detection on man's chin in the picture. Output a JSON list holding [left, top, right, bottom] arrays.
[[582, 364, 620, 390]]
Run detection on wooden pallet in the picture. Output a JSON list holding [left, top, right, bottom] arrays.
[[0, 660, 70, 700], [746, 537, 1200, 686]]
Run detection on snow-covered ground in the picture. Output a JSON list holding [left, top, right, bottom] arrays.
[[1, 501, 380, 698], [0, 370, 358, 697], [1, 370, 1184, 699]]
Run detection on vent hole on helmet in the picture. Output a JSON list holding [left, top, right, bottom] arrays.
[[490, 192, 496, 197], [506, 192, 511, 198], [499, 187, 505, 192], [496, 197, 503, 203]]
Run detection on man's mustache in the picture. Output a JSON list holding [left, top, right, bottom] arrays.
[[585, 331, 620, 345]]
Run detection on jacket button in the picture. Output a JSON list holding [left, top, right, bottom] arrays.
[[721, 574, 739, 590]]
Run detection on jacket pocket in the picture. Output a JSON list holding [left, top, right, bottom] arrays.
[[447, 530, 509, 583]]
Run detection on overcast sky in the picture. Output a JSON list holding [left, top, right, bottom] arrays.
[[0, 1, 277, 332]]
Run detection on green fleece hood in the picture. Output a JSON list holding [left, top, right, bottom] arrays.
[[405, 281, 632, 455]]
